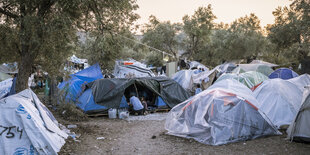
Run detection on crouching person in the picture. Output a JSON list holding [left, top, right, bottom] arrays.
[[128, 93, 145, 115]]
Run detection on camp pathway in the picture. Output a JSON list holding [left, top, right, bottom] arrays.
[[59, 116, 310, 155]]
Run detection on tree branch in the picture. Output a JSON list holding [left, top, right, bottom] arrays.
[[0, 7, 18, 18]]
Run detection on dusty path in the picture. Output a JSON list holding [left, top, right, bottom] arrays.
[[59, 114, 310, 155]]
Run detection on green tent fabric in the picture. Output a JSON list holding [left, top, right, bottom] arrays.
[[87, 77, 191, 109], [232, 64, 274, 76], [216, 71, 269, 89], [0, 72, 11, 82]]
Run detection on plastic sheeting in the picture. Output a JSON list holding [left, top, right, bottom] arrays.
[[0, 89, 67, 154], [58, 63, 103, 102], [113, 59, 155, 78], [232, 64, 273, 76], [250, 60, 278, 67], [165, 79, 280, 145], [0, 72, 11, 82], [287, 74, 310, 92], [172, 70, 195, 91], [216, 71, 268, 90], [269, 68, 299, 80], [0, 78, 13, 99], [188, 61, 209, 71], [287, 85, 310, 142], [253, 79, 303, 128]]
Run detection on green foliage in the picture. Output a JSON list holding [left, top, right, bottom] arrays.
[[142, 16, 181, 59], [146, 52, 164, 67], [182, 5, 216, 59]]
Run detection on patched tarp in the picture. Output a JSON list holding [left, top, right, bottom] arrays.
[[165, 79, 280, 145], [0, 89, 67, 154], [253, 79, 303, 128], [87, 77, 190, 110]]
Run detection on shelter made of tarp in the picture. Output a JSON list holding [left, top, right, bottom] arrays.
[[113, 59, 155, 78], [188, 61, 209, 71], [216, 71, 268, 90], [58, 63, 103, 102], [250, 60, 278, 68], [0, 78, 13, 99], [0, 72, 12, 82], [82, 77, 190, 114], [253, 79, 303, 128], [172, 70, 195, 92], [165, 79, 280, 145], [0, 89, 68, 154], [287, 85, 310, 142], [0, 64, 18, 74], [232, 64, 273, 76], [269, 68, 299, 80], [68, 55, 88, 64], [287, 74, 310, 92]]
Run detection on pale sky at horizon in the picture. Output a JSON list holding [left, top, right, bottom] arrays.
[[134, 0, 291, 33]]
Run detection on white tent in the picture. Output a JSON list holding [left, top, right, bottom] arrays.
[[165, 79, 280, 145], [250, 60, 278, 68], [0, 89, 67, 154], [287, 85, 310, 142], [171, 70, 195, 92], [253, 79, 303, 128], [288, 74, 310, 92], [0, 78, 13, 99], [113, 59, 155, 78]]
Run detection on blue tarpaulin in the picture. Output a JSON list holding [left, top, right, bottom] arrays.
[[58, 63, 103, 102]]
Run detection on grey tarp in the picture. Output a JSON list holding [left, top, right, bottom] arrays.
[[87, 77, 190, 109], [287, 85, 310, 142]]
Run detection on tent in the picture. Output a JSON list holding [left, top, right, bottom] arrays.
[[113, 59, 155, 78], [0, 78, 13, 99], [216, 62, 237, 75], [250, 60, 278, 68], [165, 79, 280, 145], [192, 68, 219, 90], [58, 63, 103, 102], [269, 68, 299, 80], [0, 89, 67, 154], [0, 72, 11, 81], [216, 71, 268, 90], [287, 74, 310, 92], [253, 79, 303, 128], [232, 64, 273, 76], [287, 85, 310, 142], [78, 77, 190, 114], [172, 70, 195, 92], [0, 63, 18, 74], [188, 61, 209, 71]]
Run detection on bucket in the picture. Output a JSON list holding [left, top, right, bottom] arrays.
[[118, 109, 129, 119], [108, 108, 117, 119]]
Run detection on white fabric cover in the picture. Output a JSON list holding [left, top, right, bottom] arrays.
[[0, 78, 13, 99], [165, 79, 280, 145], [172, 70, 195, 91], [250, 60, 278, 67], [287, 74, 310, 92], [113, 59, 155, 78], [287, 86, 310, 142], [253, 79, 303, 128], [0, 89, 67, 154]]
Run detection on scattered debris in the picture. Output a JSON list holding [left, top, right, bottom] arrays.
[[97, 137, 105, 140]]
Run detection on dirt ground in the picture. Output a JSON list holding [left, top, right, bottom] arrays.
[[57, 113, 310, 155]]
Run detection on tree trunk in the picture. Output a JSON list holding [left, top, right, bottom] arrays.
[[16, 53, 33, 93]]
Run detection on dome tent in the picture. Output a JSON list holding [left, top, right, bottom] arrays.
[[232, 64, 273, 76], [287, 74, 310, 92], [269, 68, 299, 80], [171, 70, 195, 92], [78, 77, 190, 114], [216, 71, 268, 90], [165, 79, 280, 145], [253, 79, 303, 128], [287, 86, 310, 142]]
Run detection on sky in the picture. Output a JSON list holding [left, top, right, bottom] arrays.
[[134, 0, 291, 33]]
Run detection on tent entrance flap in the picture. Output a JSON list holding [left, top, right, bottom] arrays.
[[124, 83, 157, 107]]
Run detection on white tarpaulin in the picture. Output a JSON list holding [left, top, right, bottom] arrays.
[[287, 85, 310, 142], [253, 79, 303, 128], [0, 78, 13, 99], [288, 74, 310, 92], [113, 59, 155, 78], [0, 89, 68, 154], [165, 79, 280, 145], [171, 70, 195, 91]]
